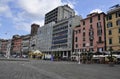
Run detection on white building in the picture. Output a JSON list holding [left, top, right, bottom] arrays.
[[21, 34, 30, 55], [37, 22, 55, 52], [45, 5, 75, 24], [51, 15, 82, 59]]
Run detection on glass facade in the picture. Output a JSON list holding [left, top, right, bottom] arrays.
[[52, 21, 69, 49]]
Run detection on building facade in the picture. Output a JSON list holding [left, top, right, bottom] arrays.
[[51, 15, 82, 59], [30, 24, 39, 36], [105, 4, 120, 51], [0, 39, 2, 54], [11, 35, 22, 55], [29, 24, 39, 51], [37, 22, 55, 52], [45, 5, 75, 24], [6, 40, 11, 58], [0, 39, 8, 55], [74, 12, 106, 53], [21, 34, 30, 55]]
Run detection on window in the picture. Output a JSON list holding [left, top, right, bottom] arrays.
[[76, 44, 78, 48], [83, 21, 85, 25], [119, 37, 120, 43], [83, 38, 85, 41], [90, 40, 93, 46], [76, 31, 78, 34], [108, 30, 112, 35], [116, 11, 120, 18], [97, 30, 102, 36], [83, 32, 85, 36], [83, 43, 86, 47], [118, 28, 120, 33], [75, 37, 78, 42], [107, 22, 113, 28], [116, 20, 120, 26], [109, 38, 112, 44], [97, 22, 101, 28], [90, 25, 93, 29], [90, 17, 92, 23], [107, 14, 112, 20], [98, 37, 102, 42], [98, 14, 100, 20], [78, 29, 81, 33], [83, 27, 85, 30]]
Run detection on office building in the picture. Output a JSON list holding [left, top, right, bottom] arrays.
[[45, 5, 75, 24]]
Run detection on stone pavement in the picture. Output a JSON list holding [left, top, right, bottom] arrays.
[[0, 60, 120, 79], [0, 57, 29, 61]]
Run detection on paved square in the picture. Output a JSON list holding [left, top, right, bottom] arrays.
[[0, 60, 120, 79]]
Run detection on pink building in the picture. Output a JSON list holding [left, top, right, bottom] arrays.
[[74, 12, 106, 53]]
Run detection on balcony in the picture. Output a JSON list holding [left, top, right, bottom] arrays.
[[89, 37, 94, 40], [96, 41, 104, 44]]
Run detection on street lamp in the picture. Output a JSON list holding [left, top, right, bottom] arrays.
[[78, 52, 81, 64]]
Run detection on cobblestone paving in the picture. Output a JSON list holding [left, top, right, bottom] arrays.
[[0, 60, 120, 79]]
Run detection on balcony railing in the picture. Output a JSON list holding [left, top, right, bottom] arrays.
[[96, 41, 104, 44]]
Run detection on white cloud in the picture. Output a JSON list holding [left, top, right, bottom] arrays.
[[18, 0, 62, 17], [62, 0, 78, 15], [12, 0, 76, 32], [90, 9, 103, 13], [0, 0, 76, 33], [62, 0, 76, 9], [15, 22, 31, 32], [0, 2, 12, 18]]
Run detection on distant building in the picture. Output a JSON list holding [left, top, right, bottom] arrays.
[[37, 22, 55, 53], [0, 39, 11, 56], [29, 35, 37, 51], [105, 4, 120, 51], [21, 34, 30, 55], [11, 35, 22, 55], [0, 39, 2, 53], [29, 24, 40, 51], [51, 15, 82, 59], [6, 40, 11, 58], [30, 24, 39, 36], [44, 5, 75, 24], [31, 5, 82, 59], [74, 12, 106, 53]]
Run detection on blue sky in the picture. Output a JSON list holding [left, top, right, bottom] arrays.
[[0, 0, 120, 39]]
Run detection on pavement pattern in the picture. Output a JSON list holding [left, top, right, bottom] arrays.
[[0, 59, 120, 79]]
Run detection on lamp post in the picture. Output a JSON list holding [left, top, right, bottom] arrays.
[[78, 52, 81, 64]]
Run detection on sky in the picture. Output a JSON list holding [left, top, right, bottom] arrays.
[[0, 0, 120, 39]]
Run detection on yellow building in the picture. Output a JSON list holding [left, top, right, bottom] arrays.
[[106, 4, 120, 51]]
